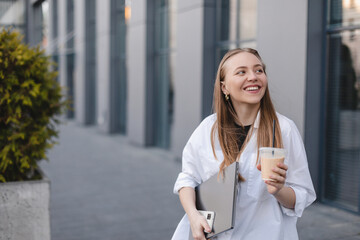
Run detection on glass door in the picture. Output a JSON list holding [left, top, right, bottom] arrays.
[[324, 0, 360, 213], [152, 0, 174, 149], [110, 0, 127, 133], [85, 0, 96, 124]]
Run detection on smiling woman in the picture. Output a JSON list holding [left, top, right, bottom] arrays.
[[211, 48, 280, 182], [172, 48, 316, 240]]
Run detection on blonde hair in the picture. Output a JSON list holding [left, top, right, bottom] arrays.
[[210, 48, 283, 180]]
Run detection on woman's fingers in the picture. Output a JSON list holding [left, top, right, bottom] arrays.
[[266, 178, 284, 187], [269, 174, 285, 183], [277, 162, 288, 170], [272, 167, 286, 178], [200, 217, 211, 234], [190, 213, 211, 240], [272, 162, 288, 179], [256, 164, 261, 171]]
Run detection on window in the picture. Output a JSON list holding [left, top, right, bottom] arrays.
[[328, 0, 360, 27], [84, 0, 96, 124], [32, 1, 44, 46], [215, 0, 257, 64], [66, 0, 75, 118], [51, 0, 57, 38], [28, 0, 49, 47], [0, 0, 26, 35], [149, 0, 175, 149], [110, 0, 127, 133], [324, 0, 360, 213], [49, 0, 59, 81]]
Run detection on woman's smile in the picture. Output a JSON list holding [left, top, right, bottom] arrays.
[[244, 84, 261, 93]]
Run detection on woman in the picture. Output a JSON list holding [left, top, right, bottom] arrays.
[[172, 48, 316, 240]]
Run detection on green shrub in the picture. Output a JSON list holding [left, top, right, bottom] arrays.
[[0, 29, 66, 182]]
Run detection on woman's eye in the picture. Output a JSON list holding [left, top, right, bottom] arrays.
[[237, 71, 245, 75], [255, 69, 264, 74]]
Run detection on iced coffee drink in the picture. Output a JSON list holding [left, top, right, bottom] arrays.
[[259, 147, 286, 181]]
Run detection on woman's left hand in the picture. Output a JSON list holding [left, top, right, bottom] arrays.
[[257, 162, 288, 195]]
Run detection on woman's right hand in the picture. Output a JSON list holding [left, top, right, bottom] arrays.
[[188, 211, 211, 240], [179, 187, 211, 240]]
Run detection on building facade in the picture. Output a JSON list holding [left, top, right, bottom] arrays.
[[0, 0, 49, 47], [36, 0, 360, 214]]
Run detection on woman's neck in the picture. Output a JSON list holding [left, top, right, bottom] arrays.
[[233, 103, 260, 126]]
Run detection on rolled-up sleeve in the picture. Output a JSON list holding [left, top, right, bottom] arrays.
[[173, 140, 202, 194], [281, 183, 316, 217], [281, 120, 316, 217]]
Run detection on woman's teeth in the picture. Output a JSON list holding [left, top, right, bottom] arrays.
[[245, 86, 259, 91]]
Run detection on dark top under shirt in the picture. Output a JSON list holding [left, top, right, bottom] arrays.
[[235, 124, 251, 150]]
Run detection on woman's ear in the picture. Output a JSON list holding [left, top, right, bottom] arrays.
[[221, 82, 228, 95]]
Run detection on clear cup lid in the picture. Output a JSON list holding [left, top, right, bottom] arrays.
[[259, 147, 286, 158]]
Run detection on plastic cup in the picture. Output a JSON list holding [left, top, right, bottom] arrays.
[[259, 147, 286, 181]]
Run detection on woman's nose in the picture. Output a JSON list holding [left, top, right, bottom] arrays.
[[247, 71, 257, 81]]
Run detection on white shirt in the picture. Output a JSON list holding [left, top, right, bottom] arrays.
[[172, 112, 316, 240]]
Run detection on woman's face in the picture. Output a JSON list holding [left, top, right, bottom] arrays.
[[221, 52, 267, 109]]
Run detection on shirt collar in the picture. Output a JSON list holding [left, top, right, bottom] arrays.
[[253, 110, 261, 129]]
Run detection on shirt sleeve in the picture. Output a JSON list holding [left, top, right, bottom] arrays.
[[173, 134, 203, 194], [281, 120, 317, 217]]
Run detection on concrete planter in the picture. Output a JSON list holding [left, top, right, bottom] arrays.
[[0, 169, 51, 240]]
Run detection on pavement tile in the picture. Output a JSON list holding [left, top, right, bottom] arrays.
[[41, 121, 360, 240]]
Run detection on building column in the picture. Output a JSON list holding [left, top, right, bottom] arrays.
[[58, 0, 67, 102], [26, 0, 45, 46], [257, 0, 308, 137], [127, 0, 147, 146], [304, 0, 325, 194], [171, 0, 206, 157], [96, 0, 111, 133], [46, 0, 56, 56], [74, 0, 87, 124]]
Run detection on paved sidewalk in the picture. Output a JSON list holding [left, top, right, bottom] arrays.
[[40, 121, 360, 240]]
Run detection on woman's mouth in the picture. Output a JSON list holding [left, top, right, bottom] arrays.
[[244, 86, 260, 92]]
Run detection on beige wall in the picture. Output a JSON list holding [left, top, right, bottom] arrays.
[[257, 0, 308, 137], [96, 0, 111, 133], [57, 0, 66, 99], [127, 0, 147, 146], [171, 0, 205, 157], [74, 0, 87, 124]]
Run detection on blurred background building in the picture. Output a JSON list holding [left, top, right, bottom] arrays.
[[1, 0, 360, 215], [0, 0, 49, 45]]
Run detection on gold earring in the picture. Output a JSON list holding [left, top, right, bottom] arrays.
[[225, 94, 229, 101]]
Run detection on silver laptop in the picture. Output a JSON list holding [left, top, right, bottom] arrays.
[[189, 162, 239, 239]]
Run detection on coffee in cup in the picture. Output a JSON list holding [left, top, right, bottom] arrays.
[[259, 147, 286, 181]]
